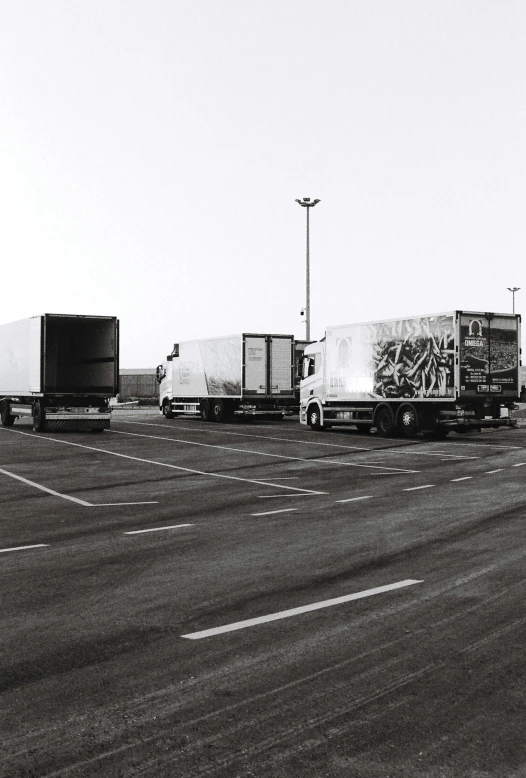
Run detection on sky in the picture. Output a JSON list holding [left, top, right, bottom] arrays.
[[1, 1, 525, 367]]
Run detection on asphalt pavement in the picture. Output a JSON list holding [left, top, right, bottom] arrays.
[[1, 412, 525, 777]]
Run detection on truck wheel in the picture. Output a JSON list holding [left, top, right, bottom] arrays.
[[162, 400, 174, 419], [307, 405, 324, 431], [32, 400, 45, 432], [200, 399, 212, 421], [375, 406, 394, 437], [0, 401, 16, 427], [211, 399, 230, 423], [398, 404, 418, 438]]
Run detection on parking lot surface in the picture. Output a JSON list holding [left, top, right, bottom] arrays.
[[1, 411, 525, 777]]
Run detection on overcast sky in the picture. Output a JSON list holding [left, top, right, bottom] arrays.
[[1, 1, 525, 367]]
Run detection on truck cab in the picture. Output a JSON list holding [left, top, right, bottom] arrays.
[[299, 342, 325, 427]]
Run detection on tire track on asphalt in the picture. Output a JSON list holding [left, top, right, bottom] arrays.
[[14, 574, 525, 777]]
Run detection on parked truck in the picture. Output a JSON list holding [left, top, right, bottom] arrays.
[[300, 311, 521, 437], [0, 314, 119, 432], [157, 333, 297, 421]]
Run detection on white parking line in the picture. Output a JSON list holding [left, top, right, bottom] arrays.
[[0, 544, 49, 554], [109, 429, 418, 473], [336, 495, 373, 503], [124, 524, 193, 535], [4, 429, 325, 495], [403, 484, 435, 491], [182, 579, 423, 639], [94, 502, 159, 506], [117, 421, 477, 459], [251, 508, 298, 516], [450, 477, 473, 482], [0, 467, 92, 506]]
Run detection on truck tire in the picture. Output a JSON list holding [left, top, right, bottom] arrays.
[[162, 399, 174, 419], [32, 400, 45, 432], [200, 399, 212, 421], [0, 401, 16, 427], [211, 399, 231, 423], [374, 405, 395, 437], [307, 404, 324, 431], [397, 404, 419, 438]]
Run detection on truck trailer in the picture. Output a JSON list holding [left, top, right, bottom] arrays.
[[157, 333, 297, 421], [0, 314, 119, 432], [300, 311, 521, 437]]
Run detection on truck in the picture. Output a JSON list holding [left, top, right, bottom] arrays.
[[300, 311, 521, 437], [0, 313, 119, 432], [156, 333, 297, 421]]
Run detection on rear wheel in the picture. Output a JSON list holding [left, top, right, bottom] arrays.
[[211, 399, 232, 423], [200, 399, 212, 421], [398, 404, 418, 437], [0, 401, 16, 427], [375, 406, 395, 437], [32, 400, 45, 432]]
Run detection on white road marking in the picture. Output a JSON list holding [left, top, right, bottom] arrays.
[[512, 463, 526, 467], [403, 484, 435, 491], [336, 495, 373, 503], [258, 493, 319, 498], [450, 477, 473, 482], [436, 441, 523, 449], [0, 544, 49, 554], [109, 428, 418, 473], [251, 508, 298, 516], [182, 579, 423, 639], [116, 420, 477, 458], [3, 429, 325, 495], [485, 469, 503, 474], [94, 502, 159, 506], [124, 524, 193, 535], [0, 467, 92, 506]]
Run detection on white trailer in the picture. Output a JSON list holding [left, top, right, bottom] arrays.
[[0, 314, 119, 432], [157, 333, 296, 421], [301, 311, 521, 437]]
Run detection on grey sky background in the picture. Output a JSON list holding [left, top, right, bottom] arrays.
[[1, 1, 525, 367]]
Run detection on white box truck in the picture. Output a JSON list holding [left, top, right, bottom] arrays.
[[0, 314, 119, 432], [157, 333, 296, 421], [300, 311, 521, 437]]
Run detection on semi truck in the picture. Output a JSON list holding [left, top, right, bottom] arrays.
[[0, 314, 119, 432], [300, 311, 521, 437], [157, 333, 297, 421]]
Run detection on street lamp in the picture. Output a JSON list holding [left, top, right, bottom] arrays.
[[295, 197, 320, 341], [507, 287, 520, 314]]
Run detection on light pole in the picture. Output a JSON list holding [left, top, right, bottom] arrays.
[[295, 197, 320, 341], [507, 287, 520, 314]]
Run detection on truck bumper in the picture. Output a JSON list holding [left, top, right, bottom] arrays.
[[43, 409, 112, 431]]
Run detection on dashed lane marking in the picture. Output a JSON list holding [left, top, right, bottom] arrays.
[[251, 508, 298, 517], [124, 524, 193, 535], [336, 495, 373, 504], [0, 544, 49, 554], [109, 429, 418, 473], [485, 469, 504, 474], [3, 429, 325, 495], [450, 477, 473, 482], [94, 502, 159, 506], [403, 484, 435, 491], [182, 579, 424, 639], [512, 463, 526, 467]]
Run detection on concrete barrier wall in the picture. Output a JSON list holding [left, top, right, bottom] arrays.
[[119, 373, 158, 400]]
